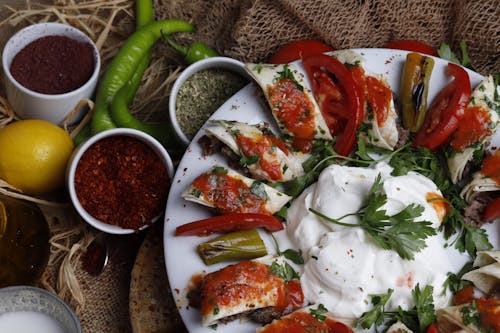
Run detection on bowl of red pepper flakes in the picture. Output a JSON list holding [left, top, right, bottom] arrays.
[[66, 128, 174, 234]]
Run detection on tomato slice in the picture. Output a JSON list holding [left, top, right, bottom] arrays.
[[175, 213, 284, 236], [425, 323, 439, 333], [270, 39, 334, 64], [413, 63, 471, 151], [326, 319, 355, 333], [483, 197, 500, 222], [450, 105, 493, 152], [385, 39, 438, 57], [302, 54, 364, 156], [453, 284, 475, 305], [477, 298, 500, 333], [480, 150, 500, 185]]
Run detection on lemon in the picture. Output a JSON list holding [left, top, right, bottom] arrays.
[[0, 120, 74, 195]]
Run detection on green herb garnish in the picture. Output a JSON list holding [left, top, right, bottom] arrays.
[[269, 260, 299, 282], [357, 284, 436, 333], [240, 154, 259, 166], [310, 304, 328, 322], [442, 261, 474, 295], [282, 248, 304, 264], [357, 289, 394, 329], [250, 181, 269, 201], [276, 64, 304, 91], [310, 174, 436, 260]]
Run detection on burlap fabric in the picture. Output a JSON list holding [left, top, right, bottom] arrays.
[[0, 1, 498, 333], [155, 0, 499, 75]]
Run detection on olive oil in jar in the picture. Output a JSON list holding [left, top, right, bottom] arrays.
[[0, 194, 50, 287]]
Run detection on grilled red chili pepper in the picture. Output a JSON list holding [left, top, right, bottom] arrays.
[[302, 54, 364, 156], [413, 63, 471, 151], [175, 213, 284, 236]]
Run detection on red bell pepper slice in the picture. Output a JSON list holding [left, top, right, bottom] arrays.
[[175, 213, 284, 236], [483, 197, 500, 222], [413, 63, 471, 151], [302, 54, 364, 156], [270, 39, 334, 64]]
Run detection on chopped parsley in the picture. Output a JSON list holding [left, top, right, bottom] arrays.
[[269, 259, 299, 282], [276, 64, 304, 91], [212, 166, 228, 174], [250, 181, 269, 200], [310, 304, 328, 322], [240, 154, 259, 166]]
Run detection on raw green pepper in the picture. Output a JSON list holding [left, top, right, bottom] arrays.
[[401, 52, 434, 133], [164, 35, 219, 64], [90, 19, 195, 135], [109, 0, 179, 148], [197, 229, 267, 265]]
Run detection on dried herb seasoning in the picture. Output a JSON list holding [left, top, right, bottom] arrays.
[[175, 68, 248, 139]]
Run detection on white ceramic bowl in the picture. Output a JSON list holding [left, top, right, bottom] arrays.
[[66, 128, 175, 234], [168, 56, 251, 146], [0, 286, 81, 333], [2, 22, 100, 125]]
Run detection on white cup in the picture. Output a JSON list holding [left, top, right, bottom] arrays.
[[66, 128, 175, 234], [168, 56, 251, 146], [2, 22, 100, 125]]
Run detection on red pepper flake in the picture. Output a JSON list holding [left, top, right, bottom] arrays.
[[74, 136, 170, 230]]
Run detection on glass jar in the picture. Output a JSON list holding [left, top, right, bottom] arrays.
[[0, 194, 50, 287]]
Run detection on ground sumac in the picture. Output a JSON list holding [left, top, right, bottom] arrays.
[[10, 35, 95, 94], [74, 136, 170, 230]]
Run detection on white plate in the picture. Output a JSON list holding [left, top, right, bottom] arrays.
[[163, 48, 500, 333]]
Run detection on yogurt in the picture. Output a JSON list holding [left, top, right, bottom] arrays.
[[287, 163, 470, 319]]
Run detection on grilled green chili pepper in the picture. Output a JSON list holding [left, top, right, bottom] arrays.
[[90, 19, 195, 135], [164, 35, 219, 64], [197, 229, 267, 265], [401, 52, 435, 132]]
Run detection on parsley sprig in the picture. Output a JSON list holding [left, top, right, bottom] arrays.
[[310, 174, 436, 260], [357, 284, 436, 333]]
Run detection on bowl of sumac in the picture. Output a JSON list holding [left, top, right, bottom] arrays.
[[2, 22, 100, 125], [66, 128, 174, 234]]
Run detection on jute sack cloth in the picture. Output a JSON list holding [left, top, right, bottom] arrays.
[[155, 0, 499, 75], [0, 1, 498, 333]]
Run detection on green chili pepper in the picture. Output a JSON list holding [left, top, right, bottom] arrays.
[[197, 229, 267, 265], [401, 52, 434, 133], [73, 0, 156, 147], [109, 0, 170, 145], [164, 35, 219, 64], [90, 19, 195, 135]]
